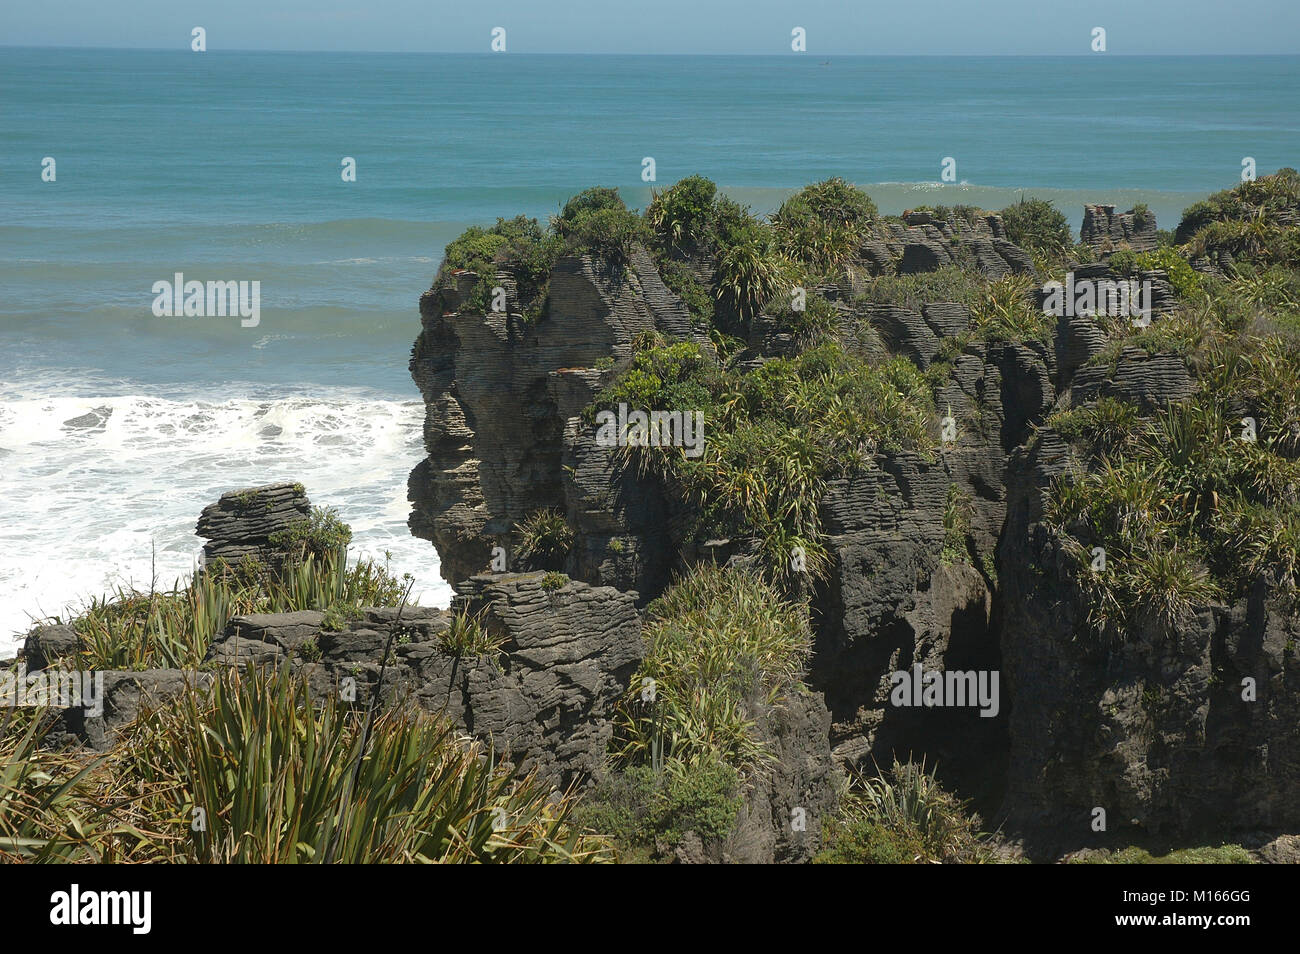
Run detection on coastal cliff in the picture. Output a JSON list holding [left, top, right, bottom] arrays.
[[407, 172, 1300, 859], [10, 172, 1300, 864]]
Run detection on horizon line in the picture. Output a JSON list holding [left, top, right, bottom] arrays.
[[4, 45, 1298, 57]]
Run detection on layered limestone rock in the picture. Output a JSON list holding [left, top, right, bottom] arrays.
[[999, 433, 1300, 853], [406, 203, 1300, 853], [855, 210, 1036, 283], [45, 671, 214, 751], [1081, 204, 1159, 255], [812, 332, 1053, 795], [195, 482, 312, 568], [205, 574, 643, 789], [408, 249, 706, 594]]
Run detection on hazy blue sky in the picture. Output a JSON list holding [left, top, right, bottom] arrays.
[[6, 0, 1300, 54]]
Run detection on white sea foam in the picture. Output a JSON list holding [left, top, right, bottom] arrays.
[[0, 389, 453, 653]]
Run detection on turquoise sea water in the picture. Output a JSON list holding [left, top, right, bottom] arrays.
[[1, 49, 1297, 644]]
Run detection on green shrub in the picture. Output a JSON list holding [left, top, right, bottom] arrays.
[[772, 290, 841, 345], [514, 509, 574, 571], [269, 506, 353, 563], [587, 340, 719, 435], [1174, 168, 1300, 245], [712, 196, 764, 249], [816, 759, 992, 864], [320, 603, 359, 633], [999, 197, 1072, 256], [1130, 202, 1154, 231], [646, 175, 718, 252], [656, 257, 715, 327], [557, 187, 625, 224], [656, 758, 742, 844], [714, 229, 792, 321], [440, 216, 560, 316], [616, 565, 811, 771], [941, 484, 973, 564], [438, 608, 504, 657], [1188, 218, 1300, 269], [1048, 397, 1142, 457], [575, 760, 741, 861], [772, 177, 878, 271], [591, 339, 935, 586], [1133, 247, 1202, 299], [573, 765, 662, 863], [540, 571, 569, 591], [1044, 371, 1300, 638], [561, 206, 649, 264], [814, 815, 927, 864], [1108, 248, 1138, 276], [120, 666, 602, 863], [1173, 171, 1300, 270], [553, 188, 648, 264], [971, 274, 1051, 342]]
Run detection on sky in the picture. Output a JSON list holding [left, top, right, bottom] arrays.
[[5, 0, 1300, 55]]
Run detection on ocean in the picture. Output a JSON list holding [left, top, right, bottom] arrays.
[[2, 49, 1298, 649]]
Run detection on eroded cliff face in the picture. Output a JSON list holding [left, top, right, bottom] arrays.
[[409, 253, 707, 593], [999, 433, 1300, 850], [408, 209, 1300, 853]]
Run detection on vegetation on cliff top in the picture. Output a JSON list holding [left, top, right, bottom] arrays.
[[999, 196, 1072, 257], [591, 337, 935, 589], [436, 188, 648, 319], [1046, 170, 1300, 642], [47, 508, 409, 670]]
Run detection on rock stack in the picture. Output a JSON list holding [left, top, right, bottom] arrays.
[[195, 482, 312, 569], [1081, 203, 1159, 254]]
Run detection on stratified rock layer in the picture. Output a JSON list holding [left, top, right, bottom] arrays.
[[1081, 204, 1159, 254], [195, 482, 311, 567], [206, 574, 643, 789], [406, 202, 1300, 854]]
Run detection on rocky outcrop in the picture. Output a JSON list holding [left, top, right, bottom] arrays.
[[855, 211, 1036, 284], [1063, 347, 1195, 412], [52, 670, 214, 750], [205, 573, 643, 790], [406, 197, 1300, 857], [22, 623, 81, 671], [1081, 204, 1159, 255], [812, 333, 1053, 794], [865, 303, 972, 369], [408, 249, 703, 594], [998, 432, 1300, 852], [195, 482, 311, 568]]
